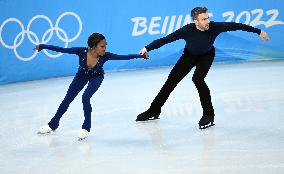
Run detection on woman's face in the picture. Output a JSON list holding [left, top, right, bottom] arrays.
[[93, 39, 107, 56]]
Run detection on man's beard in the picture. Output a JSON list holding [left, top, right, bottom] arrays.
[[196, 23, 210, 31], [203, 24, 210, 30]]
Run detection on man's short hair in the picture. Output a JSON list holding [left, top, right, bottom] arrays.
[[191, 7, 208, 20]]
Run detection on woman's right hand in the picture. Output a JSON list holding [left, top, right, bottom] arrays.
[[33, 45, 41, 52]]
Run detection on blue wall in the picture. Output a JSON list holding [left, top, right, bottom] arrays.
[[0, 0, 283, 84]]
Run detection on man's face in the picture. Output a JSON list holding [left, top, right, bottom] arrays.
[[194, 12, 210, 31]]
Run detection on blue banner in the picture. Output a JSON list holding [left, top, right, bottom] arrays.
[[1, 0, 283, 84]]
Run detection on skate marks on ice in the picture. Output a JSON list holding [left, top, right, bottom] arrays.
[[1, 61, 284, 174]]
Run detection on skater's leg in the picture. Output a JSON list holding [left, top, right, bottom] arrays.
[[137, 50, 196, 121], [150, 52, 195, 111], [48, 74, 88, 130], [192, 48, 215, 116], [191, 48, 215, 129], [81, 75, 104, 132]]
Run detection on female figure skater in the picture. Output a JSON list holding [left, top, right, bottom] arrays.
[[36, 33, 148, 140]]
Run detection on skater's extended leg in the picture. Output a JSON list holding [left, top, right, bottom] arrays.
[[81, 75, 104, 132], [191, 48, 215, 128], [48, 74, 88, 130], [136, 50, 195, 121]]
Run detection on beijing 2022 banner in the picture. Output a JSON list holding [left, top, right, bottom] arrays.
[[0, 0, 283, 84]]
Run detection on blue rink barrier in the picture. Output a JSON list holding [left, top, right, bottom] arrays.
[[0, 0, 283, 84]]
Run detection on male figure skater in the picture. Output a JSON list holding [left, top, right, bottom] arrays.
[[136, 7, 270, 129]]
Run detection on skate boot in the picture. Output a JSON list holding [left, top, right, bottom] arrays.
[[136, 109, 161, 121], [78, 129, 89, 141], [37, 125, 53, 134], [198, 115, 215, 129]]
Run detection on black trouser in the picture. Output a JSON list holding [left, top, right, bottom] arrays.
[[149, 47, 215, 116]]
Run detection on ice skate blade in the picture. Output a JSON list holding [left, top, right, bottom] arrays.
[[199, 123, 215, 129], [148, 117, 160, 120], [37, 131, 52, 135], [78, 137, 87, 141], [136, 117, 160, 121]]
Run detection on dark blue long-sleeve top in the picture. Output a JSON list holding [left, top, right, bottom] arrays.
[[145, 22, 261, 55], [39, 44, 143, 76]]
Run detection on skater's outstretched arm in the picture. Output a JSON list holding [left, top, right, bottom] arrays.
[[139, 26, 187, 55], [106, 52, 149, 60], [33, 44, 81, 54], [214, 22, 270, 41]]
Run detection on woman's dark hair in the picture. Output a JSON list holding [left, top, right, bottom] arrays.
[[87, 33, 105, 48], [191, 7, 208, 20]]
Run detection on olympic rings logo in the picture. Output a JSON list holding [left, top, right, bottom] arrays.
[[0, 12, 82, 61]]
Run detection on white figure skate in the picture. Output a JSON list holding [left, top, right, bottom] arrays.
[[37, 125, 53, 134], [78, 129, 89, 141]]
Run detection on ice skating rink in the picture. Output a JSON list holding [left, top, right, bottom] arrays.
[[1, 61, 284, 174]]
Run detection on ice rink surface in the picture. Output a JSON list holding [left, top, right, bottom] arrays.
[[1, 61, 284, 174]]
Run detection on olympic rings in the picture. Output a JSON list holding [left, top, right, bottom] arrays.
[[0, 12, 82, 61]]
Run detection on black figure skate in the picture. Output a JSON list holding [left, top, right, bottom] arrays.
[[136, 109, 161, 121], [199, 115, 215, 129]]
